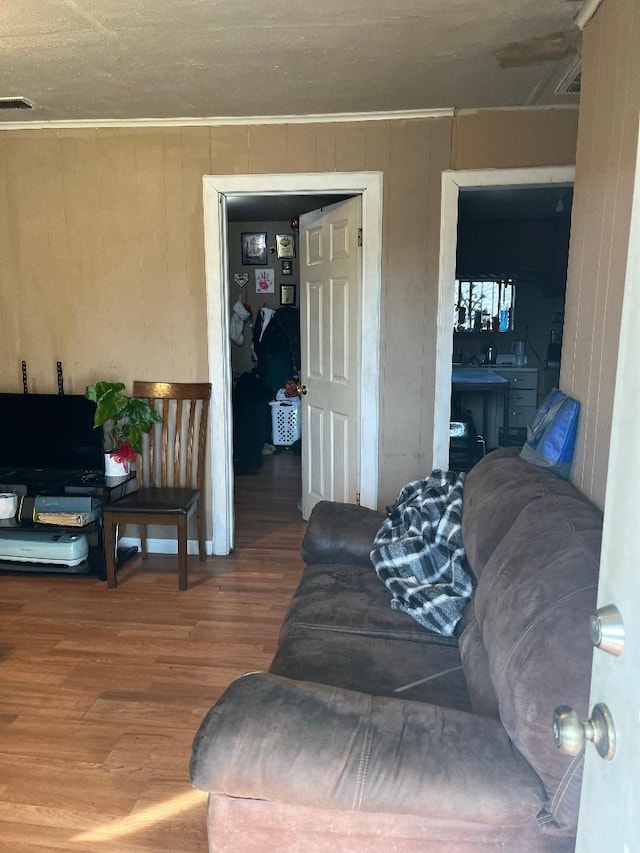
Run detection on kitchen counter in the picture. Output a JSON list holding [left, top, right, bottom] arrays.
[[451, 366, 510, 387], [451, 367, 510, 448]]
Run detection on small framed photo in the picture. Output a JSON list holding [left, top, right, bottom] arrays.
[[280, 284, 297, 306], [281, 259, 293, 276], [276, 233, 296, 259], [241, 232, 268, 265]]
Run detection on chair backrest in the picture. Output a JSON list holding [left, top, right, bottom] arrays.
[[132, 381, 212, 490]]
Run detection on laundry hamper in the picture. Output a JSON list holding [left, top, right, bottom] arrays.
[[269, 399, 301, 446]]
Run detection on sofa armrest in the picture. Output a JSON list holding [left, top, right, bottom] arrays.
[[301, 501, 385, 567], [191, 672, 545, 824]]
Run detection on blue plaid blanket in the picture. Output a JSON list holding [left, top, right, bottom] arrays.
[[370, 471, 473, 637]]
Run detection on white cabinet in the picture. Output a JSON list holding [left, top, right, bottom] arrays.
[[474, 364, 538, 450], [451, 366, 538, 452], [488, 367, 538, 448]]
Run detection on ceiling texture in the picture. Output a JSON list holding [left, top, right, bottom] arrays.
[[1, 0, 584, 127]]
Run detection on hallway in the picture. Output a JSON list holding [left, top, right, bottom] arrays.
[[233, 448, 304, 550]]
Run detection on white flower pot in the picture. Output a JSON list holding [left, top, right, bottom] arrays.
[[104, 452, 130, 478]]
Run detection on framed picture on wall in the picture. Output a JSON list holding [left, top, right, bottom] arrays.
[[276, 233, 296, 259], [241, 232, 268, 265], [281, 259, 293, 275], [256, 268, 275, 294], [280, 284, 297, 306]]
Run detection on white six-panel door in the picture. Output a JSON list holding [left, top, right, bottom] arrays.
[[299, 197, 362, 519]]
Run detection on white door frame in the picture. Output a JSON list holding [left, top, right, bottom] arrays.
[[203, 172, 383, 555], [434, 165, 576, 468]]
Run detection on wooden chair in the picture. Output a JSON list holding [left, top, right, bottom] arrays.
[[102, 381, 212, 590]]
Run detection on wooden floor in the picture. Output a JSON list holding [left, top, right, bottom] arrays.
[[0, 451, 305, 852]]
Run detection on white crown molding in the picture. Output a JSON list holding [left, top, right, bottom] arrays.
[[455, 103, 579, 116], [0, 107, 454, 132]]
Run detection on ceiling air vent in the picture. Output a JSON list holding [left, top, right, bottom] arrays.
[[0, 97, 33, 111], [555, 60, 581, 96]]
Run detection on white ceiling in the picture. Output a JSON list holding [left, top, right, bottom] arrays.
[[1, 0, 583, 126]]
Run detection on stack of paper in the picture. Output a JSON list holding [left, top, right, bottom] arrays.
[[32, 495, 101, 527], [36, 508, 101, 527]]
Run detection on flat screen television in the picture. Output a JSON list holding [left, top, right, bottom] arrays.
[[0, 393, 104, 477]]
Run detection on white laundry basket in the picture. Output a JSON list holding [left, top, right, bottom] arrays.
[[269, 399, 301, 446]]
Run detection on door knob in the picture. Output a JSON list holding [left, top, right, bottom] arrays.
[[589, 604, 624, 656], [552, 703, 616, 760], [296, 385, 308, 398]]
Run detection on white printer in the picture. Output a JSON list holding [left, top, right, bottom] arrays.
[[0, 531, 89, 566]]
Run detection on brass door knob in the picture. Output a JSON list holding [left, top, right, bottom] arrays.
[[296, 385, 308, 398], [552, 703, 616, 760]]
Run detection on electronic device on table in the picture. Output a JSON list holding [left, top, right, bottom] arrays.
[[0, 392, 105, 491], [0, 530, 88, 568], [0, 387, 108, 573], [0, 364, 139, 576]]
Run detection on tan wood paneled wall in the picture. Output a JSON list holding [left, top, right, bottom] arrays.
[[451, 107, 579, 170], [0, 128, 210, 395], [0, 111, 577, 514], [560, 0, 640, 508]]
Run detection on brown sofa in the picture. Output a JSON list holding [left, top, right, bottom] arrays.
[[190, 448, 601, 851]]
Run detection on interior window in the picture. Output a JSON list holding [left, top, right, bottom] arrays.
[[454, 279, 515, 332]]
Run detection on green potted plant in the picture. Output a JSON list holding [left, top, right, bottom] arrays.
[[85, 381, 162, 476]]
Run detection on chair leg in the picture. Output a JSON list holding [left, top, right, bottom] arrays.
[[196, 499, 207, 561], [103, 514, 118, 588], [140, 523, 148, 560], [177, 515, 188, 591]]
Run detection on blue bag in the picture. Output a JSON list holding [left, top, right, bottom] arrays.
[[519, 388, 580, 479]]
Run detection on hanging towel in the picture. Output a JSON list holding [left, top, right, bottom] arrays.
[[230, 300, 251, 346]]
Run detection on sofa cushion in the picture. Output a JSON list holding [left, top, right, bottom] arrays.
[[270, 624, 470, 709], [272, 561, 469, 708], [280, 562, 459, 646], [462, 448, 589, 581], [301, 501, 385, 567], [192, 673, 542, 824], [473, 493, 601, 832]]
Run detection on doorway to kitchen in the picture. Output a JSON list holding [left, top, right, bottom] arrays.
[[434, 166, 576, 471]]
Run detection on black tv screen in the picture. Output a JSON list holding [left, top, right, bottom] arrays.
[[0, 393, 104, 474]]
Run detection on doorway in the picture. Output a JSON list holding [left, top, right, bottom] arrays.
[[225, 194, 348, 535], [203, 172, 383, 555], [225, 195, 323, 478], [434, 166, 576, 470]]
